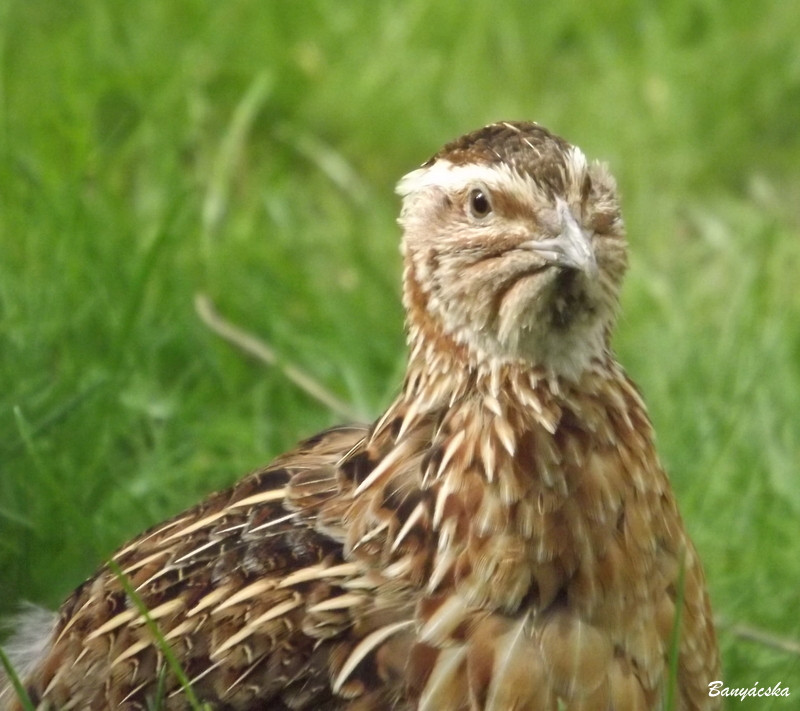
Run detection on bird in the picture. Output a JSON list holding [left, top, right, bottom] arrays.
[[0, 121, 720, 710]]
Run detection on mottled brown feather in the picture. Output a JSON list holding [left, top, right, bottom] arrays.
[[1, 122, 719, 710]]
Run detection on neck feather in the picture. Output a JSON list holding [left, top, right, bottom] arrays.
[[344, 323, 660, 610]]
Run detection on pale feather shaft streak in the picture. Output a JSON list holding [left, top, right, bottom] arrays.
[[307, 593, 364, 613], [332, 621, 415, 693], [418, 645, 469, 711], [211, 596, 303, 657], [278, 562, 362, 588], [391, 501, 427, 552], [213, 579, 277, 612], [353, 438, 417, 496]]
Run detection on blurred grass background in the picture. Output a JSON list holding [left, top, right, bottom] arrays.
[[1, 0, 799, 702]]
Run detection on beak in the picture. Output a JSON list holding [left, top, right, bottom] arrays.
[[523, 200, 598, 277]]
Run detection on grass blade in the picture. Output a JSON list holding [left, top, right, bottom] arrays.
[[108, 561, 209, 711], [0, 646, 36, 711]]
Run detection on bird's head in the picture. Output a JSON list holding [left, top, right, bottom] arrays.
[[397, 121, 628, 380]]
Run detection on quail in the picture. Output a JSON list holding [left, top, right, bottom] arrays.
[[0, 121, 720, 710]]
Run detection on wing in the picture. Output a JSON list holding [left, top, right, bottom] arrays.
[[16, 424, 412, 710]]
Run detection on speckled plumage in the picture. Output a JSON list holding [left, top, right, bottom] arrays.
[[0, 122, 720, 710]]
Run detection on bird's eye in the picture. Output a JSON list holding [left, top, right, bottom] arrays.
[[468, 188, 492, 218]]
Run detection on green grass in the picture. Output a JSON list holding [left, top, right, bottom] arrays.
[[1, 0, 799, 705]]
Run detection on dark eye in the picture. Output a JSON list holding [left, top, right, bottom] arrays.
[[468, 188, 492, 218]]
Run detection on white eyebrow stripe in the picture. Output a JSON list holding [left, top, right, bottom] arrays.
[[396, 141, 591, 200], [396, 160, 522, 198]]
